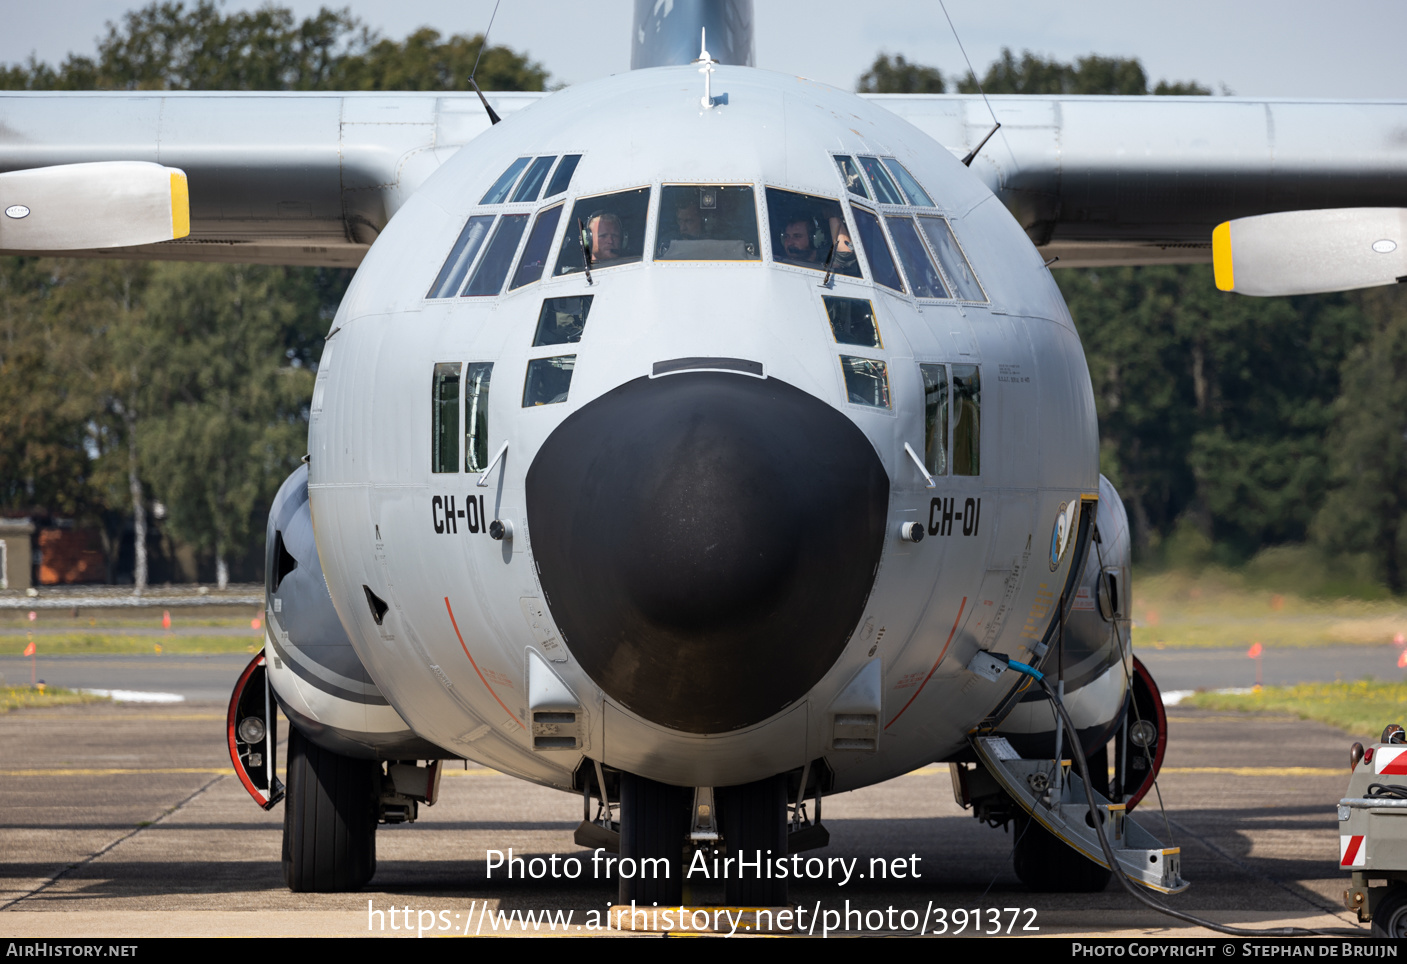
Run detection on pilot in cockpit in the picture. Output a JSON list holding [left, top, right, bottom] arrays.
[[780, 214, 855, 270], [675, 201, 704, 241], [587, 211, 624, 265]]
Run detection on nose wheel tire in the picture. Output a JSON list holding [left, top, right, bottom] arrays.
[[283, 725, 379, 892], [618, 772, 691, 905], [1012, 813, 1112, 893], [717, 774, 790, 906]]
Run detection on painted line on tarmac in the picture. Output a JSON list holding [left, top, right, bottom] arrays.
[[0, 767, 231, 776], [903, 765, 1341, 777]]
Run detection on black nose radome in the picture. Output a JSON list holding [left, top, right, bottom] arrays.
[[525, 371, 889, 734]]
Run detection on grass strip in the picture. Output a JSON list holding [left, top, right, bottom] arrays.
[[1181, 681, 1407, 738], [1, 685, 108, 714], [1, 634, 262, 655]]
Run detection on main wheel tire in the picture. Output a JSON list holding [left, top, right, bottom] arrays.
[[1373, 886, 1407, 937], [717, 774, 789, 906], [282, 725, 379, 892], [618, 771, 690, 905], [1012, 813, 1112, 893]]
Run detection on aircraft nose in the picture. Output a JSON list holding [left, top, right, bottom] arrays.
[[525, 370, 889, 734]]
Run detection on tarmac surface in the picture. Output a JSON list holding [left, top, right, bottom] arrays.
[[0, 694, 1372, 938]]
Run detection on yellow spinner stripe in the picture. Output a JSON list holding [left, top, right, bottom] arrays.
[[1212, 221, 1234, 291], [170, 170, 190, 239]]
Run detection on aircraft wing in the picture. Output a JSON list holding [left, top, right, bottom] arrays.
[[866, 93, 1407, 270], [0, 91, 546, 266]]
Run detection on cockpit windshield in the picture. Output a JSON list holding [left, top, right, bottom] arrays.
[[554, 188, 651, 276], [656, 185, 760, 261], [764, 188, 861, 278]]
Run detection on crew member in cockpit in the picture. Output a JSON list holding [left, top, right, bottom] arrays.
[[781, 218, 820, 263], [588, 212, 625, 265], [675, 201, 704, 240]]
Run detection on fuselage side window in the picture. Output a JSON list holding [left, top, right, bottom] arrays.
[[523, 355, 577, 407], [432, 362, 462, 473], [463, 214, 530, 296], [822, 296, 881, 348], [850, 205, 903, 292], [918, 216, 987, 303], [857, 156, 905, 206], [886, 215, 949, 299], [509, 204, 564, 291], [555, 188, 651, 276], [510, 156, 558, 204], [481, 157, 531, 204], [833, 155, 870, 200], [952, 364, 981, 476], [765, 188, 860, 277], [840, 355, 891, 409], [533, 295, 593, 347], [464, 363, 493, 473], [920, 363, 948, 476], [882, 158, 935, 207], [543, 154, 582, 199], [428, 215, 495, 298], [656, 185, 760, 261]]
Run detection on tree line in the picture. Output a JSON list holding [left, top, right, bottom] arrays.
[[4, 6, 1404, 594]]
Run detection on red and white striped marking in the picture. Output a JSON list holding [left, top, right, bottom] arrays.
[[1341, 834, 1366, 867], [1375, 747, 1407, 775]]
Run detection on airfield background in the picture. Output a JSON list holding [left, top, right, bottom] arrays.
[[1, 2, 1404, 597]]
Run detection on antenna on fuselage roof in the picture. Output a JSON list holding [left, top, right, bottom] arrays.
[[939, 0, 1001, 167], [694, 29, 719, 110], [468, 0, 503, 126]]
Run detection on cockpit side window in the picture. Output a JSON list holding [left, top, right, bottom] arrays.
[[481, 157, 531, 204], [509, 204, 564, 291], [764, 188, 861, 278], [839, 356, 891, 409], [431, 362, 461, 473], [886, 215, 949, 299], [849, 206, 903, 292], [533, 296, 593, 347], [882, 158, 935, 207], [543, 155, 582, 198], [428, 215, 494, 298], [822, 296, 881, 348], [656, 185, 760, 261], [523, 355, 576, 406], [463, 214, 529, 296], [918, 216, 987, 302], [554, 188, 651, 276]]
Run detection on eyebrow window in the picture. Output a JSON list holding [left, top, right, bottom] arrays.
[[431, 362, 461, 473], [657, 185, 760, 261], [886, 216, 949, 299], [481, 157, 531, 204], [533, 295, 593, 346], [850, 206, 903, 292], [882, 158, 935, 207], [543, 154, 582, 198], [840, 356, 891, 409], [464, 214, 529, 296], [428, 215, 495, 298], [857, 156, 905, 206], [510, 156, 557, 204], [523, 355, 576, 406], [822, 296, 881, 348], [918, 216, 987, 302], [834, 156, 870, 200], [509, 204, 564, 291]]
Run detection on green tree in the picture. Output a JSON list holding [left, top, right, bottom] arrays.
[[857, 54, 945, 94]]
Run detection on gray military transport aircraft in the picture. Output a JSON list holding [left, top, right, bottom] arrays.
[[3, 0, 1406, 906]]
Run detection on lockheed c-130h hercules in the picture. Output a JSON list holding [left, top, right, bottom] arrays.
[[4, 0, 1407, 907]]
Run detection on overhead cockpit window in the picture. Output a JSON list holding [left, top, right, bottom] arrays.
[[656, 185, 760, 261], [882, 159, 935, 207], [481, 157, 532, 204], [510, 156, 557, 204], [834, 156, 870, 200], [431, 362, 461, 473], [886, 215, 949, 299], [509, 204, 564, 291], [554, 188, 651, 276], [523, 355, 576, 406], [822, 296, 881, 348], [952, 364, 981, 475], [543, 155, 582, 199], [464, 363, 493, 472], [920, 364, 949, 476], [856, 156, 905, 206], [918, 216, 987, 302], [464, 214, 529, 296], [765, 188, 861, 277], [428, 215, 494, 298], [850, 206, 903, 292], [839, 356, 891, 409], [533, 296, 593, 347]]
